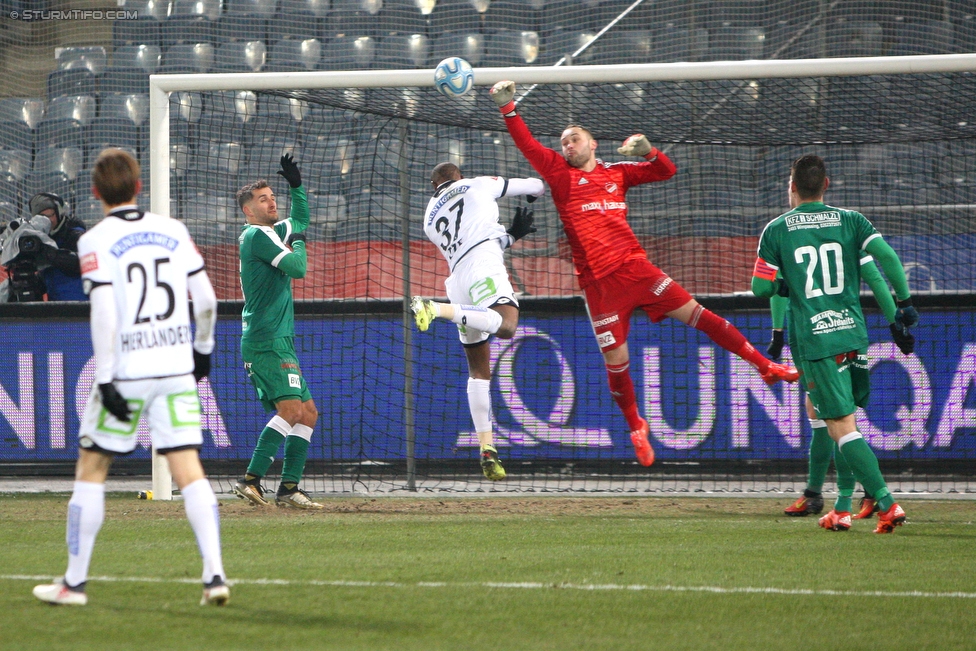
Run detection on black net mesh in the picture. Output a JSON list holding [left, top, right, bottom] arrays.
[[0, 0, 975, 495]]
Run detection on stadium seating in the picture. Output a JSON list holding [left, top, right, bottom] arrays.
[[33, 147, 84, 182], [825, 20, 883, 57], [483, 1, 540, 34], [0, 121, 32, 151], [0, 148, 30, 182], [243, 115, 299, 145], [540, 0, 592, 34], [0, 98, 45, 130], [261, 94, 311, 122], [376, 0, 431, 37], [98, 93, 150, 128], [215, 14, 268, 44], [269, 11, 322, 40], [0, 200, 19, 225], [118, 0, 170, 21], [214, 40, 268, 72], [243, 140, 302, 178], [320, 35, 377, 70], [376, 34, 430, 69], [112, 45, 162, 74], [765, 21, 825, 59], [587, 30, 652, 65], [652, 24, 709, 62], [543, 28, 596, 65], [112, 17, 161, 48], [100, 67, 151, 94], [45, 95, 97, 128], [47, 69, 98, 100], [303, 138, 356, 194], [429, 0, 483, 36], [161, 16, 214, 48], [267, 38, 323, 71], [56, 47, 108, 75], [227, 0, 279, 17], [170, 0, 222, 20], [431, 31, 485, 66], [160, 44, 216, 73], [484, 29, 540, 66], [706, 26, 765, 60], [890, 19, 954, 55]]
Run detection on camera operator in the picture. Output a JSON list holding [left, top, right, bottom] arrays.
[[0, 193, 88, 302]]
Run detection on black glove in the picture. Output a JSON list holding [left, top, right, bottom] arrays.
[[277, 153, 302, 189], [286, 231, 306, 247], [98, 383, 131, 422], [526, 194, 539, 204], [193, 349, 212, 382], [767, 329, 785, 361], [506, 206, 536, 242], [776, 280, 790, 297], [895, 297, 919, 328], [889, 323, 915, 355]]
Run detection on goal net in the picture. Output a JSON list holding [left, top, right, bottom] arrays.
[[151, 50, 976, 496]]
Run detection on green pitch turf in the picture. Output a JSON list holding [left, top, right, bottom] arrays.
[[1, 495, 975, 651]]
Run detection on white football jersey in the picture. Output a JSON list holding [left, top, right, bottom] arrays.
[[423, 176, 542, 271], [77, 208, 205, 381]]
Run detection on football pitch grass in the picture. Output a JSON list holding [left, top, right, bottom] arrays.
[[2, 495, 975, 651]]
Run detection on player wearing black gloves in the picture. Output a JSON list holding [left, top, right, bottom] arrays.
[[233, 154, 323, 510], [410, 161, 545, 481], [33, 148, 226, 607]]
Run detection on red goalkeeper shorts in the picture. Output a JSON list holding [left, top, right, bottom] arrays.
[[583, 257, 693, 352]]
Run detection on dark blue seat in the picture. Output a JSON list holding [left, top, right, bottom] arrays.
[[484, 29, 540, 66], [0, 121, 33, 150], [35, 119, 85, 149], [375, 34, 430, 68], [825, 20, 883, 57], [891, 19, 954, 55], [0, 147, 30, 181], [226, 0, 279, 17], [56, 47, 107, 75], [652, 25, 709, 62], [159, 44, 216, 74], [100, 67, 150, 94], [429, 0, 483, 36], [0, 98, 45, 130], [33, 146, 84, 181], [543, 28, 596, 65], [112, 18, 161, 48], [589, 30, 652, 65], [706, 26, 765, 60], [376, 1, 430, 37], [214, 14, 268, 44], [269, 12, 322, 41], [242, 116, 300, 145], [484, 1, 539, 33], [161, 16, 213, 47], [267, 38, 322, 71], [88, 117, 140, 150], [431, 31, 485, 66], [112, 45, 162, 74], [319, 35, 377, 70], [47, 69, 97, 100], [214, 41, 268, 72]]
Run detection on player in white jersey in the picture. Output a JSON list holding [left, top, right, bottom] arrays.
[[411, 162, 545, 480], [33, 149, 228, 607]]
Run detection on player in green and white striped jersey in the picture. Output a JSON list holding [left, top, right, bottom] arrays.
[[232, 154, 322, 510], [753, 154, 918, 533]]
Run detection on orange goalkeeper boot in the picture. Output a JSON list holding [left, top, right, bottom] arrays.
[[630, 419, 654, 467], [874, 503, 907, 534], [818, 510, 852, 532]]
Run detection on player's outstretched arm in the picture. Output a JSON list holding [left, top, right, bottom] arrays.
[[506, 177, 546, 202], [505, 206, 536, 247], [490, 80, 517, 116], [278, 154, 309, 233]]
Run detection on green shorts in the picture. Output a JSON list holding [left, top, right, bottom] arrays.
[[241, 337, 311, 412], [798, 347, 870, 421]]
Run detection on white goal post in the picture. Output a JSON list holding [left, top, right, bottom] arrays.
[[147, 53, 976, 499]]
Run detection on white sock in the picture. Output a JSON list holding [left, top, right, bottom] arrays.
[[64, 481, 105, 588], [181, 478, 225, 584], [467, 377, 493, 444], [447, 304, 503, 334]]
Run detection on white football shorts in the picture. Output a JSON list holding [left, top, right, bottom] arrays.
[[79, 374, 203, 454], [444, 240, 518, 345]]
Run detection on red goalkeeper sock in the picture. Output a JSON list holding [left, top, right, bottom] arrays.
[[690, 305, 770, 372], [606, 361, 642, 431]]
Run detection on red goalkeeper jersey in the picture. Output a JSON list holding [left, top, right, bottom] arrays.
[[503, 112, 677, 287]]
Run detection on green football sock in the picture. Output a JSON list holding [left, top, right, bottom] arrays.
[[807, 424, 833, 493], [838, 434, 894, 511], [246, 426, 286, 479], [281, 434, 310, 486], [833, 442, 855, 513]]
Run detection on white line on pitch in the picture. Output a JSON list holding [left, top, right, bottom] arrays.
[[4, 574, 976, 599]]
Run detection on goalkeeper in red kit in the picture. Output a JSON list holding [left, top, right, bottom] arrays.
[[490, 80, 799, 467]]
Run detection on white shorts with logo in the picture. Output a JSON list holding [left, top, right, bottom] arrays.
[[79, 374, 203, 454], [444, 240, 519, 345]]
